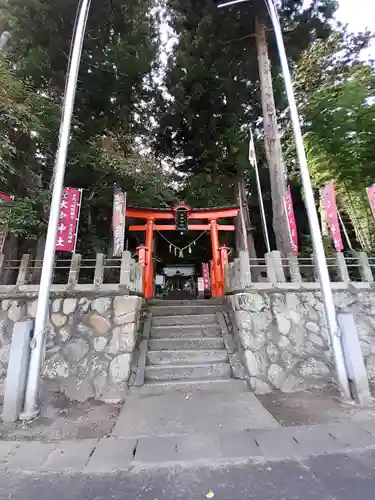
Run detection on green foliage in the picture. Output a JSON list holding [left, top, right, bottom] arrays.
[[0, 0, 176, 254], [294, 31, 375, 250], [0, 55, 59, 236], [2, 0, 372, 262], [157, 0, 338, 217]]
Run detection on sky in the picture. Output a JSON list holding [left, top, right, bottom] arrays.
[[336, 0, 374, 34], [336, 0, 375, 57], [158, 0, 375, 60]]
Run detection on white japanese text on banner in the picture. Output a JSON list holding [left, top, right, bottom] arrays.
[[55, 187, 82, 253]]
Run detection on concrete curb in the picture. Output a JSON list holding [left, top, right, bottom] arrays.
[[2, 420, 375, 472]]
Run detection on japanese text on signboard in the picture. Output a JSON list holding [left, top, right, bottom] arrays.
[[112, 188, 126, 257], [175, 208, 189, 232], [202, 263, 210, 290], [55, 187, 82, 253]]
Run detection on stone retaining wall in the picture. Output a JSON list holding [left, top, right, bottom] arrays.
[[0, 294, 143, 402], [227, 287, 375, 394]]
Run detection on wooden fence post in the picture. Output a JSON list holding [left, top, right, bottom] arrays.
[[120, 251, 131, 286], [0, 254, 4, 284], [356, 251, 374, 282], [16, 254, 30, 286], [336, 252, 350, 283], [93, 253, 105, 286], [68, 254, 81, 286], [266, 251, 285, 283], [287, 254, 302, 283]]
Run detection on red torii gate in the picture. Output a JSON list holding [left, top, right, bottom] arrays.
[[127, 205, 239, 298]]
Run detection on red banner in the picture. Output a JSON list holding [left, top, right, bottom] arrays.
[[320, 183, 343, 252], [283, 186, 298, 256], [366, 184, 375, 220], [112, 187, 126, 257], [0, 191, 13, 201], [202, 263, 210, 290], [55, 187, 82, 253]]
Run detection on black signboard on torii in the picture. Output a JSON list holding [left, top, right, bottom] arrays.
[[174, 203, 191, 233]]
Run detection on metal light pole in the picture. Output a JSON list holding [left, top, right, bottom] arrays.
[[21, 0, 92, 419], [217, 0, 351, 399]]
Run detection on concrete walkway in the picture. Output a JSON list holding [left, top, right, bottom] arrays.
[[1, 389, 375, 473], [112, 391, 279, 438], [1, 419, 375, 472]]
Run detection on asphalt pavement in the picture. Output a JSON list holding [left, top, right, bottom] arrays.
[[1, 448, 375, 500]]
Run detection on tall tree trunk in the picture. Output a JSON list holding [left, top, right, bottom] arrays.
[[255, 17, 291, 256], [235, 180, 261, 281]]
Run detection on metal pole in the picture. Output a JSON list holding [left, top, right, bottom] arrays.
[[21, 0, 92, 419], [238, 183, 249, 252], [217, 0, 249, 6], [252, 138, 271, 253], [337, 208, 353, 250], [264, 0, 351, 399], [73, 189, 84, 254]]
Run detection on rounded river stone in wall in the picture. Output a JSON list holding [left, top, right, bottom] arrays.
[[276, 314, 291, 335], [62, 338, 90, 363], [299, 358, 330, 378], [51, 313, 67, 327], [63, 298, 77, 316], [93, 336, 107, 351], [110, 353, 131, 383], [306, 321, 320, 334], [89, 314, 110, 335], [268, 364, 285, 389], [91, 298, 112, 315]]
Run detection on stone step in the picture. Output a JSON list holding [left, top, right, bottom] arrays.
[[149, 337, 225, 351], [145, 362, 232, 381], [130, 378, 248, 396], [148, 298, 224, 307], [150, 305, 220, 317], [150, 324, 221, 339], [151, 313, 218, 327], [147, 350, 228, 366]]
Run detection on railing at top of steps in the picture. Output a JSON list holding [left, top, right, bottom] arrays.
[[0, 251, 142, 293], [224, 250, 375, 292]]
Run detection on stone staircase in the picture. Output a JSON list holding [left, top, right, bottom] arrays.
[[135, 299, 248, 395]]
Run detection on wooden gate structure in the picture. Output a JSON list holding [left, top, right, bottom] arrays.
[[128, 205, 239, 298]]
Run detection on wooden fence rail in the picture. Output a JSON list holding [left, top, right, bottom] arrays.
[[0, 251, 142, 292]]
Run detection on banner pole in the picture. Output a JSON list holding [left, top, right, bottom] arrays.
[[238, 184, 248, 252], [250, 130, 271, 254], [254, 154, 271, 254], [73, 189, 83, 254], [336, 208, 352, 251], [21, 0, 92, 420]]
